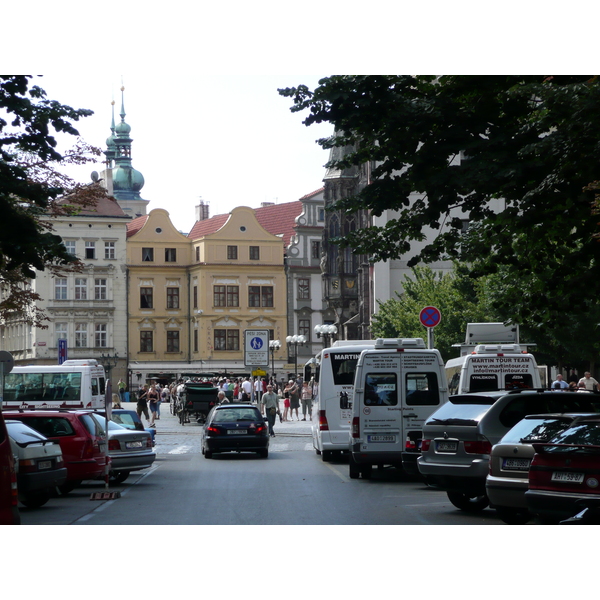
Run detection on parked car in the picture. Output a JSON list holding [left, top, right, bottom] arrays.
[[0, 409, 20, 524], [3, 410, 109, 494], [201, 403, 269, 458], [486, 413, 595, 524], [93, 415, 155, 483], [5, 420, 67, 508], [98, 409, 156, 446], [526, 416, 600, 523], [417, 390, 600, 512]]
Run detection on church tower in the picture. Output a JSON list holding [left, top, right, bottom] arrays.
[[100, 86, 149, 218]]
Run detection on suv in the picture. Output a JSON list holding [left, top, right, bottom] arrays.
[[4, 410, 109, 494], [0, 409, 20, 524], [417, 390, 600, 513], [6, 420, 67, 508]]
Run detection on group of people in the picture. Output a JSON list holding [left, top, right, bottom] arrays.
[[551, 371, 600, 392], [133, 381, 172, 427]]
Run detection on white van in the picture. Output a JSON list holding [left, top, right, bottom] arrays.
[[311, 340, 377, 461], [2, 359, 107, 410], [445, 344, 541, 395], [349, 338, 448, 478]]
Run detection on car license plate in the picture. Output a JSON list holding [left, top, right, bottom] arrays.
[[502, 458, 530, 470], [367, 435, 395, 443], [227, 430, 247, 435], [38, 460, 52, 470], [551, 471, 584, 483], [436, 441, 458, 452], [126, 441, 143, 449]]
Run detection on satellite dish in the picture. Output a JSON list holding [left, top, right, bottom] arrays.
[[91, 171, 99, 182]]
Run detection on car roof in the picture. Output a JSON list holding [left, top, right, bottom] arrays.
[[2, 409, 90, 416]]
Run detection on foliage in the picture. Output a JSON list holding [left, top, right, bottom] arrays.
[[280, 75, 600, 367], [0, 75, 102, 326]]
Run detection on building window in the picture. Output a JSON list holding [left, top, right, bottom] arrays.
[[140, 331, 153, 353], [298, 319, 311, 340], [248, 286, 260, 307], [75, 323, 87, 348], [193, 285, 198, 309], [311, 240, 321, 260], [75, 278, 87, 300], [104, 242, 115, 260], [142, 247, 154, 262], [194, 329, 198, 353], [140, 287, 153, 309], [95, 323, 107, 348], [249, 285, 273, 307], [214, 329, 239, 351], [167, 331, 180, 353], [85, 241, 95, 259], [298, 278, 310, 299], [165, 248, 177, 262], [94, 278, 107, 300], [318, 208, 325, 222], [214, 285, 239, 307], [64, 241, 76, 256], [261, 286, 273, 307], [227, 245, 238, 260], [249, 246, 260, 260], [195, 246, 200, 261], [166, 287, 180, 309], [55, 278, 68, 300], [56, 323, 67, 341]]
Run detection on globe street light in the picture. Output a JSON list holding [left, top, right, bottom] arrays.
[[269, 339, 281, 384], [286, 334, 306, 380], [314, 324, 338, 347]]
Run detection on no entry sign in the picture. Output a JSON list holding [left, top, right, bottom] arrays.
[[419, 306, 441, 328]]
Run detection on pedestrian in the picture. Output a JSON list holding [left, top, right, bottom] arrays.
[[136, 384, 150, 424], [261, 384, 280, 437], [578, 372, 600, 392], [282, 386, 291, 421], [112, 392, 122, 409], [241, 377, 252, 402], [285, 380, 300, 421], [117, 378, 126, 403], [217, 390, 229, 404], [159, 385, 169, 418], [551, 374, 569, 391], [301, 380, 313, 420], [147, 384, 159, 427]]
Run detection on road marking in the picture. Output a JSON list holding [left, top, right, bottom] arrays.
[[169, 445, 192, 454]]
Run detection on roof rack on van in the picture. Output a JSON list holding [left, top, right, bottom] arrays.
[[473, 344, 527, 355], [61, 359, 99, 366], [374, 338, 426, 349]]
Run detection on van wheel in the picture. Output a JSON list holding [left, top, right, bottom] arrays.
[[447, 491, 489, 512], [361, 464, 372, 479], [112, 471, 130, 484], [322, 450, 333, 462], [315, 448, 322, 455], [349, 455, 361, 479], [496, 507, 532, 525], [58, 481, 81, 495], [20, 491, 51, 508]]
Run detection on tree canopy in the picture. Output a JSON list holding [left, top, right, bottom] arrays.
[[0, 75, 102, 325], [280, 75, 600, 363]]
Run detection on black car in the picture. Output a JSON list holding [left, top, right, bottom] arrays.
[[201, 403, 269, 458]]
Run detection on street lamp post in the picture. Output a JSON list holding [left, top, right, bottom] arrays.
[[286, 334, 306, 381], [314, 324, 338, 348], [269, 339, 281, 384], [99, 352, 119, 386]]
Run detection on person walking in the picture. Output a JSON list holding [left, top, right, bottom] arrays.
[[286, 380, 300, 421], [147, 384, 159, 427], [261, 384, 280, 437], [241, 377, 252, 402], [117, 378, 126, 403], [217, 390, 229, 404], [551, 374, 569, 391], [136, 384, 150, 425], [301, 380, 313, 421], [578, 372, 600, 391]]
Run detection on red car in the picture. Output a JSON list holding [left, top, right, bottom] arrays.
[[0, 410, 20, 524], [4, 410, 109, 494], [526, 416, 600, 523]]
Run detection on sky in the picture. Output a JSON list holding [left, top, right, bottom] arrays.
[[37, 73, 334, 232]]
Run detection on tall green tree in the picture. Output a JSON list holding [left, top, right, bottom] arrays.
[[0, 75, 101, 326], [280, 75, 600, 365]]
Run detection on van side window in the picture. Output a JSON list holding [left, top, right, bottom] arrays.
[[365, 373, 398, 406], [405, 372, 440, 406]]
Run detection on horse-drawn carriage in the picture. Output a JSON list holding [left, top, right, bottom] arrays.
[[174, 381, 233, 425]]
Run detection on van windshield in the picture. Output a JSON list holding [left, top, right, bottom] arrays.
[[330, 352, 362, 386]]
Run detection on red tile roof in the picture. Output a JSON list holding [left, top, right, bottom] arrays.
[[127, 215, 149, 237], [187, 201, 303, 247]]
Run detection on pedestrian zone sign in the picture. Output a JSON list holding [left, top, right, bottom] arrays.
[[244, 329, 270, 367]]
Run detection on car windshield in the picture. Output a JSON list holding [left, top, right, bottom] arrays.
[[5, 421, 48, 445], [500, 417, 574, 444], [546, 422, 600, 449], [212, 407, 262, 423]]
